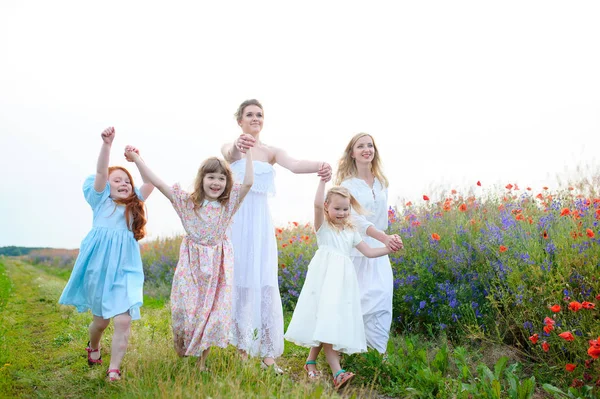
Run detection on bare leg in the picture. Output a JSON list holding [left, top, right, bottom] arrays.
[[199, 348, 210, 371], [306, 344, 322, 374], [237, 348, 248, 360], [108, 312, 132, 379], [322, 344, 342, 376], [88, 316, 110, 361]]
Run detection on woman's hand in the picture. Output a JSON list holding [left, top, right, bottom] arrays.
[[385, 234, 404, 252], [100, 127, 115, 145], [236, 134, 256, 153], [317, 162, 332, 182]]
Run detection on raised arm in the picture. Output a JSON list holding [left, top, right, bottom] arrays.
[[313, 179, 326, 231], [355, 241, 392, 258], [126, 149, 173, 202], [238, 148, 254, 202], [124, 145, 154, 200], [221, 134, 256, 162], [94, 127, 115, 192]]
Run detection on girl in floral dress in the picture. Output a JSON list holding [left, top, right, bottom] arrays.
[[127, 147, 254, 370]]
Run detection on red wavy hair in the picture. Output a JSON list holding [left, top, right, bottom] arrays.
[[108, 166, 147, 241]]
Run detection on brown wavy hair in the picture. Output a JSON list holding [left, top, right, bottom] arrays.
[[234, 99, 263, 123], [108, 166, 147, 241], [324, 186, 366, 230], [189, 157, 234, 209], [335, 133, 389, 187]]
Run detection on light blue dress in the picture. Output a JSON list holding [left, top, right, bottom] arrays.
[[59, 175, 145, 320]]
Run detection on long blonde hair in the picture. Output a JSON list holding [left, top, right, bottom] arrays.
[[324, 186, 366, 230], [189, 157, 234, 209], [335, 133, 389, 187]]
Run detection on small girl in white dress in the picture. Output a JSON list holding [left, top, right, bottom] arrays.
[[284, 178, 392, 390]]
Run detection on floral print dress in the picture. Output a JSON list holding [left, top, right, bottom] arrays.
[[170, 183, 241, 356]]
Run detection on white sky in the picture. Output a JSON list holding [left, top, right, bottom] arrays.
[[1, 1, 599, 248]]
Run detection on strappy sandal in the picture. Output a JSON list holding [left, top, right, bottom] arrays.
[[106, 369, 122, 381], [303, 360, 321, 379], [260, 360, 284, 375], [85, 341, 102, 366], [333, 369, 354, 390]]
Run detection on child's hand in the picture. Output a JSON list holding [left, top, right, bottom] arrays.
[[236, 133, 256, 153], [318, 162, 332, 182], [124, 145, 140, 162], [101, 127, 115, 144]]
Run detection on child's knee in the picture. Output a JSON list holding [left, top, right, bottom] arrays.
[[113, 315, 132, 333]]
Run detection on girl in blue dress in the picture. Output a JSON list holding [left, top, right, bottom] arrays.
[[59, 127, 154, 381]]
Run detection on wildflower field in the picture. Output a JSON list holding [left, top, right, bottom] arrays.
[[13, 174, 600, 397]]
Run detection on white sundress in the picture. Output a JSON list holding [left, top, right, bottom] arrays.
[[229, 159, 284, 358], [284, 222, 367, 355]]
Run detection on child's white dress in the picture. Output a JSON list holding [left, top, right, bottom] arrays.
[[284, 223, 367, 354]]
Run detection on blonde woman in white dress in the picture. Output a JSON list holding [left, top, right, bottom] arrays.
[[337, 133, 403, 355], [284, 178, 393, 390], [221, 99, 332, 373]]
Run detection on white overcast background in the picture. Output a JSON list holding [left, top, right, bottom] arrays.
[[1, 1, 599, 248]]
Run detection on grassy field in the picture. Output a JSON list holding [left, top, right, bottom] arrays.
[[0, 257, 548, 398]]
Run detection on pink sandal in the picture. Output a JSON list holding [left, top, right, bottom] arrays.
[[333, 369, 354, 390], [85, 341, 102, 366], [106, 369, 121, 381]]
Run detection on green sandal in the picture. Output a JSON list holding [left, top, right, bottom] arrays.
[[333, 369, 354, 390], [304, 360, 320, 379]]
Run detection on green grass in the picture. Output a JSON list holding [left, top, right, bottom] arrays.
[[0, 258, 543, 398]]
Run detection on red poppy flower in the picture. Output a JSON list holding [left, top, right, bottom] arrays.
[[405, 201, 412, 206], [458, 203, 467, 212], [526, 187, 532, 191], [544, 316, 555, 326], [515, 214, 524, 221], [560, 208, 571, 216], [280, 263, 286, 269], [292, 221, 299, 227], [423, 195, 430, 201], [544, 325, 554, 334], [587, 229, 595, 238], [543, 186, 548, 190], [559, 331, 575, 341], [282, 243, 287, 248], [565, 363, 576, 372], [451, 189, 457, 195], [411, 221, 421, 227], [588, 346, 600, 359], [499, 245, 508, 253], [569, 301, 583, 312], [431, 233, 440, 241], [550, 304, 561, 313], [542, 341, 549, 352], [477, 181, 481, 186], [505, 184, 513, 190], [596, 294, 600, 301], [536, 193, 543, 199], [543, 231, 548, 239], [529, 334, 539, 344], [582, 301, 595, 310]]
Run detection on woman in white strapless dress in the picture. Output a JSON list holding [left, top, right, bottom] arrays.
[[221, 99, 332, 372]]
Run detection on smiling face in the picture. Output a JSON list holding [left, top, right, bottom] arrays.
[[202, 172, 227, 201], [109, 169, 132, 200], [325, 194, 351, 226], [351, 134, 375, 166], [238, 104, 264, 136]]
